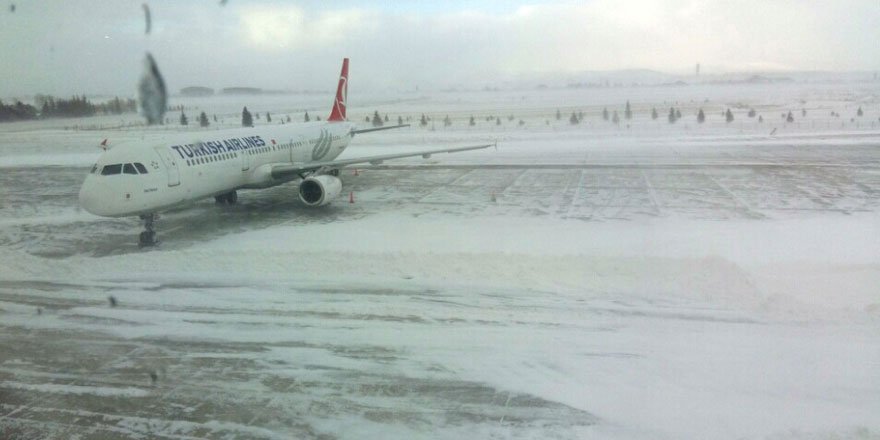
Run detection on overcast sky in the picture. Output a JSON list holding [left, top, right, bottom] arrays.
[[1, 0, 878, 97]]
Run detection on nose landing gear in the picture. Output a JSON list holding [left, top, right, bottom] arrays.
[[138, 213, 158, 247]]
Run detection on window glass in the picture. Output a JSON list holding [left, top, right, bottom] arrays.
[[123, 163, 137, 174], [134, 163, 148, 174], [101, 164, 122, 175], [90, 164, 98, 174]]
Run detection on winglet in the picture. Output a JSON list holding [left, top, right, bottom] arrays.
[[328, 58, 349, 122]]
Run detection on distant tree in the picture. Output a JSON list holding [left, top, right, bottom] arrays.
[[570, 112, 579, 125], [748, 109, 756, 118], [255, 112, 260, 120], [443, 115, 451, 127], [469, 115, 476, 126], [668, 107, 676, 124], [758, 115, 764, 123], [198, 111, 209, 127], [725, 108, 734, 123], [286, 115, 291, 123], [266, 112, 271, 123], [397, 116, 403, 125], [213, 114, 217, 122], [675, 109, 682, 119], [697, 108, 705, 124], [179, 111, 188, 126], [786, 111, 794, 123], [612, 110, 619, 125], [420, 114, 428, 127], [556, 109, 561, 120], [624, 100, 632, 120], [496, 116, 501, 125], [651, 107, 658, 120], [802, 108, 806, 117], [304, 111, 310, 122], [518, 119, 525, 126], [602, 107, 609, 121], [241, 107, 252, 127], [316, 116, 321, 121], [508, 114, 514, 121], [384, 114, 389, 122], [0, 99, 38, 122], [578, 111, 584, 120], [365, 115, 370, 123], [372, 110, 383, 127], [857, 106, 863, 117]]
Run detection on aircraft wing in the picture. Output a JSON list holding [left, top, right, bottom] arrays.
[[270, 143, 495, 180]]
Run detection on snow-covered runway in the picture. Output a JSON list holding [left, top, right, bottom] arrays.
[[1, 86, 879, 439]]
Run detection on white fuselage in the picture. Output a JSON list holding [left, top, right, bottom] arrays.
[[79, 121, 354, 217]]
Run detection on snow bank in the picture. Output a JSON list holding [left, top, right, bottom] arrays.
[[27, 212, 871, 321]]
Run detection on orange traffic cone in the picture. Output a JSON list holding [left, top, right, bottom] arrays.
[[349, 192, 355, 203]]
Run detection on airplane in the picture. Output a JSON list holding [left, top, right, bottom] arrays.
[[79, 58, 494, 247]]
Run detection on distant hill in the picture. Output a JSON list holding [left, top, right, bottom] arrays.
[[221, 87, 262, 95], [180, 86, 214, 97]]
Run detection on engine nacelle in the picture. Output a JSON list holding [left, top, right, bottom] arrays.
[[298, 174, 342, 206]]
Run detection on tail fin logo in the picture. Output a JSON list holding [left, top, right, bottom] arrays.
[[337, 77, 347, 113], [328, 58, 348, 122]]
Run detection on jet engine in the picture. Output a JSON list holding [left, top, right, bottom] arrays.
[[298, 175, 342, 206]]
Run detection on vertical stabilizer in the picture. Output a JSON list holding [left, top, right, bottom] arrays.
[[328, 58, 348, 122]]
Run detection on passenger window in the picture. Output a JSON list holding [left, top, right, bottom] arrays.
[[134, 163, 148, 174], [123, 163, 137, 174], [101, 164, 122, 175]]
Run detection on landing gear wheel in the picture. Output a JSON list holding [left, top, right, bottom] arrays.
[[138, 230, 157, 247], [216, 191, 238, 205], [137, 213, 158, 247]]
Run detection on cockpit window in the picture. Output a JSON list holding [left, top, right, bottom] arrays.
[[100, 164, 122, 175], [134, 163, 148, 174], [123, 163, 137, 175], [90, 164, 98, 174]]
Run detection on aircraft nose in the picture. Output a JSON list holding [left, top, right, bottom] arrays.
[[79, 176, 102, 215]]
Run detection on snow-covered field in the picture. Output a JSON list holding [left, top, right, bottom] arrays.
[[1, 83, 879, 439]]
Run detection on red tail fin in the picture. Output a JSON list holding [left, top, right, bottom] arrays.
[[328, 58, 348, 122]]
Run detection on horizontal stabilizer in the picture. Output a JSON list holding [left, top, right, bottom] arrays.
[[351, 124, 410, 135]]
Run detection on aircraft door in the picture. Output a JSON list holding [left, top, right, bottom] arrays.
[[241, 147, 250, 171], [153, 146, 180, 187]]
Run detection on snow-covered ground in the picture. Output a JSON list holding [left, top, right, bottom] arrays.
[[1, 83, 879, 439]]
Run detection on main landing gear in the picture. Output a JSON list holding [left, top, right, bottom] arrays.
[[214, 190, 238, 205], [138, 213, 158, 247]]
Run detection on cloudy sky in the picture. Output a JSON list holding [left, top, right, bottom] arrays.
[[1, 0, 878, 96]]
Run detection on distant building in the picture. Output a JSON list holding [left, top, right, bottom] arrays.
[[180, 86, 214, 97]]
